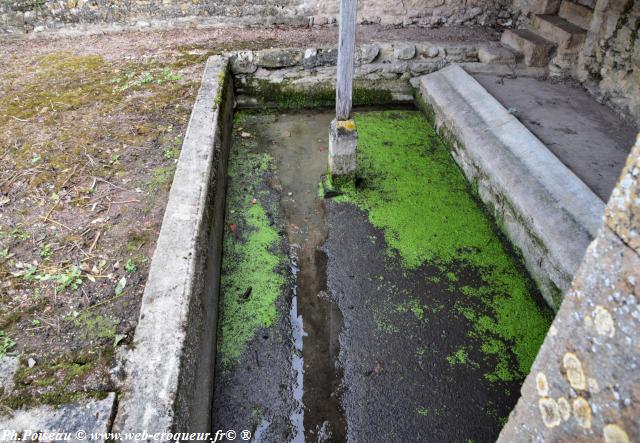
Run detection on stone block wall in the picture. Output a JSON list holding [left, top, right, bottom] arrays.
[[498, 134, 640, 442], [0, 0, 515, 34], [578, 0, 640, 122]]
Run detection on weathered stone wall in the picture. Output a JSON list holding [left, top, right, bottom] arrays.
[[498, 134, 640, 442], [226, 41, 527, 109], [0, 0, 515, 34], [578, 0, 640, 122]]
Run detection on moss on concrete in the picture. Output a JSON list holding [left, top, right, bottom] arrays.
[[217, 138, 285, 368], [239, 78, 394, 109], [1, 349, 112, 409], [333, 110, 552, 382]]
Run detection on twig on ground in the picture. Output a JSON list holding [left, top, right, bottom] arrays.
[[109, 199, 140, 205], [42, 202, 60, 223], [10, 116, 30, 122], [92, 177, 129, 192], [39, 216, 72, 231], [59, 164, 79, 189], [88, 230, 102, 253]]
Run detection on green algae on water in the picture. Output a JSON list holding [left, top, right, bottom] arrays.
[[217, 142, 285, 369], [333, 110, 552, 382]]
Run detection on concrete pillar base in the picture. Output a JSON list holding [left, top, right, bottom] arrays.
[[329, 118, 357, 176]]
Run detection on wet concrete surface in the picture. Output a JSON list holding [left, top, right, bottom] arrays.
[[255, 112, 346, 442], [324, 203, 521, 442], [213, 109, 546, 442], [211, 131, 298, 441], [472, 74, 638, 201], [213, 111, 346, 442]]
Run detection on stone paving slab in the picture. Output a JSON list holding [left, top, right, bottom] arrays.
[[473, 73, 637, 201], [0, 393, 116, 440]]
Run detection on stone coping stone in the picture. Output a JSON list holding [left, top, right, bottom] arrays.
[[112, 55, 233, 433], [0, 393, 116, 438], [417, 64, 605, 308], [229, 41, 517, 73]]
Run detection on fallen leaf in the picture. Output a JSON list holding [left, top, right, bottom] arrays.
[[115, 276, 127, 295], [114, 334, 126, 347], [228, 223, 238, 238]]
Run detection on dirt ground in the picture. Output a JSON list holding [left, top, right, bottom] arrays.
[[0, 24, 498, 408]]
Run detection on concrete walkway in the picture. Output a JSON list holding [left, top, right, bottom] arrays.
[[473, 74, 638, 201]]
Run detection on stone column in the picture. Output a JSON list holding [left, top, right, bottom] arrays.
[[498, 134, 640, 442], [329, 0, 358, 178]]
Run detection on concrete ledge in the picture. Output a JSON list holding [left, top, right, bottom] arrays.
[[460, 62, 548, 78], [113, 56, 233, 433], [0, 393, 116, 436], [417, 64, 605, 309]]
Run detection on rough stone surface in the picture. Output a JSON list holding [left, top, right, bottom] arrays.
[[499, 138, 640, 441], [501, 28, 555, 67], [356, 43, 380, 64], [232, 41, 490, 109], [257, 48, 303, 69], [230, 51, 257, 74], [0, 357, 19, 396], [558, 0, 593, 29], [606, 135, 640, 253], [578, 0, 640, 127], [329, 119, 357, 176], [0, 393, 116, 435], [418, 64, 605, 308], [112, 56, 233, 433], [0, 0, 518, 34], [394, 43, 416, 60], [478, 44, 518, 63]]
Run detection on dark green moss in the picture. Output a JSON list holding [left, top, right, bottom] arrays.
[[1, 390, 109, 410], [2, 349, 113, 409], [239, 79, 394, 110]]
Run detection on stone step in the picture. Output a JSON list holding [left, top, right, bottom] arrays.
[[478, 45, 519, 65], [500, 29, 555, 67], [558, 0, 593, 30], [531, 14, 587, 49], [575, 0, 596, 8]]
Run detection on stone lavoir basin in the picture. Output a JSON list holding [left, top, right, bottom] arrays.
[[211, 108, 552, 442]]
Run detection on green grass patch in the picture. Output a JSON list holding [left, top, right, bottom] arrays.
[[0, 330, 16, 359]]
